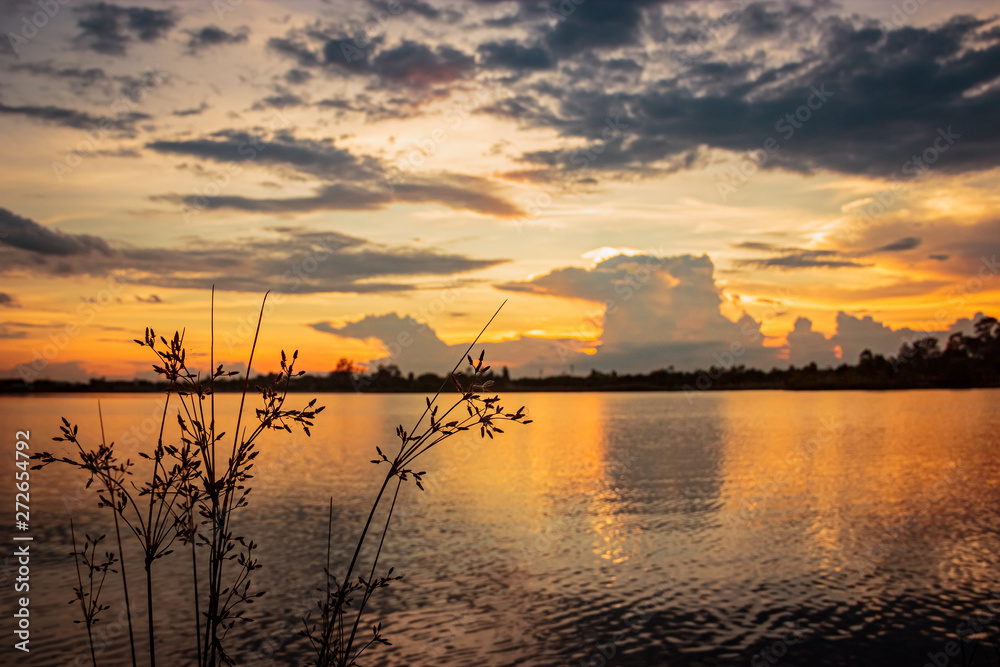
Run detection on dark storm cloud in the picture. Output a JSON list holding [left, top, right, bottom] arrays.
[[478, 40, 556, 71], [494, 15, 1000, 179], [74, 3, 178, 55], [368, 41, 476, 87], [368, 0, 461, 23], [0, 210, 507, 294], [269, 25, 476, 90], [0, 207, 113, 256], [267, 37, 321, 68], [185, 26, 249, 53], [543, 0, 655, 57]]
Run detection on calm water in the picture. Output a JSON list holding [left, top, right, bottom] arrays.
[[2, 390, 999, 666]]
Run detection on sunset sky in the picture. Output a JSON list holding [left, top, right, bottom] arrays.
[[1, 0, 998, 381]]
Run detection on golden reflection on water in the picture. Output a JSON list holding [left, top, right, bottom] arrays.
[[717, 390, 1000, 582], [3, 390, 1000, 666]]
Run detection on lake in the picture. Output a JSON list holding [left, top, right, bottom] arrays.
[[2, 389, 999, 666]]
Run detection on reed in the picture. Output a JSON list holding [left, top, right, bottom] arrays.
[[33, 290, 324, 666], [69, 521, 118, 667], [33, 293, 529, 666], [301, 302, 532, 667]]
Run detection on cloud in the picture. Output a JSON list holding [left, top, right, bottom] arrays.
[[477, 40, 556, 71], [830, 312, 937, 363], [269, 29, 476, 91], [74, 3, 178, 55], [369, 0, 462, 24], [542, 0, 653, 58], [491, 14, 1000, 179], [786, 311, 993, 367], [365, 40, 477, 88], [874, 236, 921, 253], [737, 254, 867, 270], [0, 207, 113, 256], [267, 37, 321, 68], [310, 312, 584, 376], [251, 93, 306, 110], [834, 215, 1000, 282], [171, 103, 209, 117], [147, 130, 525, 218], [498, 252, 778, 371], [733, 243, 867, 270], [0, 103, 151, 136], [0, 210, 508, 294], [8, 63, 109, 92], [283, 68, 313, 85], [0, 292, 19, 307], [185, 25, 249, 53], [786, 317, 839, 368]]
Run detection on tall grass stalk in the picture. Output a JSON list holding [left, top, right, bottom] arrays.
[[35, 293, 528, 666], [302, 301, 532, 667], [97, 400, 137, 667], [33, 290, 324, 666], [69, 521, 117, 667]]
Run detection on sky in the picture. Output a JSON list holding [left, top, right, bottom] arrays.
[[0, 0, 998, 381]]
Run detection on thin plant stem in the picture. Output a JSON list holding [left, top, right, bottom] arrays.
[[71, 521, 99, 667], [97, 402, 137, 667], [190, 503, 202, 667], [343, 478, 403, 663], [145, 558, 155, 667]]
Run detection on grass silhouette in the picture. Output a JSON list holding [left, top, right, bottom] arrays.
[[32, 291, 529, 666]]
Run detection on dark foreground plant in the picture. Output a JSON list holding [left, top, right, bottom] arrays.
[[301, 302, 532, 667], [33, 290, 324, 666], [69, 522, 118, 667], [34, 294, 529, 667]]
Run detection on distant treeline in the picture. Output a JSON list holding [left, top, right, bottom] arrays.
[[3, 316, 998, 395]]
